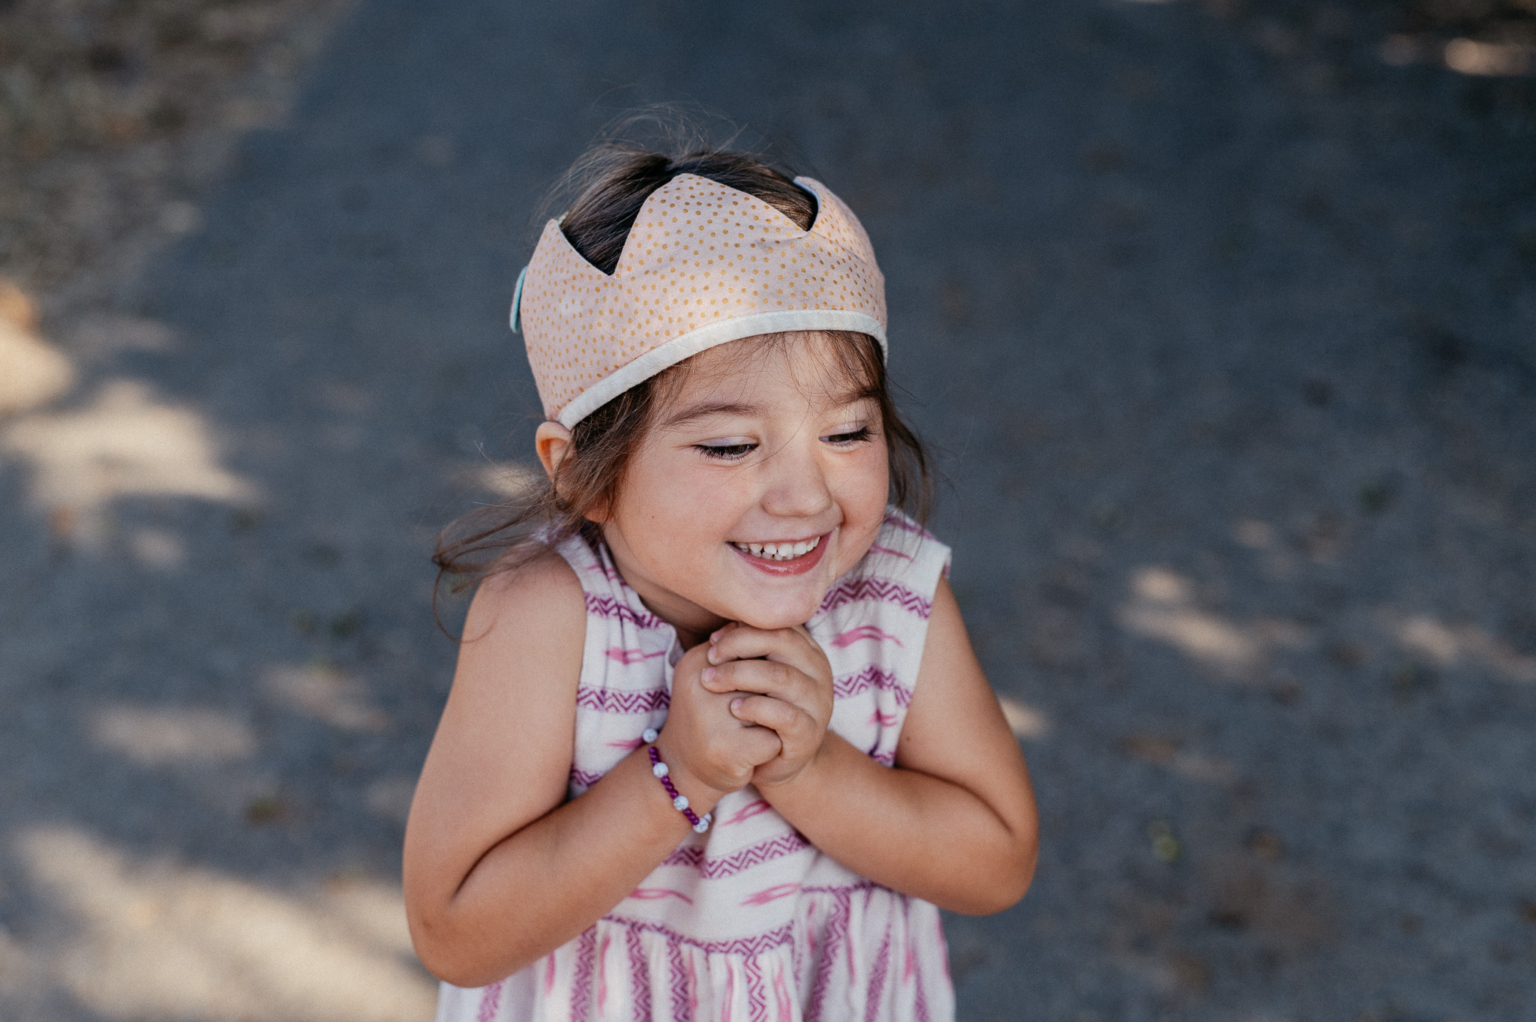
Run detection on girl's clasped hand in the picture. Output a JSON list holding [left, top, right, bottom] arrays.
[[665, 623, 836, 798], [403, 138, 1038, 1022]]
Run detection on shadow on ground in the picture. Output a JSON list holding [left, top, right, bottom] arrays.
[[1, 0, 1534, 1019]]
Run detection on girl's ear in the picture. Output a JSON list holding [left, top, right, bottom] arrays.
[[535, 420, 611, 523], [534, 420, 573, 481]]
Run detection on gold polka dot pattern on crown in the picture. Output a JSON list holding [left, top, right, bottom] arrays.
[[516, 174, 887, 426]]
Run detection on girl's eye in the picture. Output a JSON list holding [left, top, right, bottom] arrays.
[[822, 425, 873, 446], [695, 441, 757, 461]]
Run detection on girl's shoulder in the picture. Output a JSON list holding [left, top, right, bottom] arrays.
[[469, 538, 587, 645]]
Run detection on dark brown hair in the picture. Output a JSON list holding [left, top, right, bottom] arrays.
[[433, 146, 931, 601]]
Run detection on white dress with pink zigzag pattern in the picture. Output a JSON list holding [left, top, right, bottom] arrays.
[[435, 512, 955, 1022]]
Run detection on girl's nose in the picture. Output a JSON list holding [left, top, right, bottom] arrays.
[[759, 439, 835, 519]]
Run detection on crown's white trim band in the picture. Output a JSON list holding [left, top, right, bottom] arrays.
[[555, 310, 888, 428]]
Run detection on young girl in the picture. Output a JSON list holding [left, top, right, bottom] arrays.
[[404, 146, 1038, 1022]]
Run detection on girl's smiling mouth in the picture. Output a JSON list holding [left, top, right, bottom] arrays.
[[729, 533, 829, 575]]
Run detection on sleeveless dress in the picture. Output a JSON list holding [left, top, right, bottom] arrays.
[[435, 512, 955, 1022]]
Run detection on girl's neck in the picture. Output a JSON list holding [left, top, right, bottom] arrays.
[[595, 530, 727, 650]]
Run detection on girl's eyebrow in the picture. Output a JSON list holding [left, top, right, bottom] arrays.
[[660, 400, 762, 430], [661, 388, 877, 431]]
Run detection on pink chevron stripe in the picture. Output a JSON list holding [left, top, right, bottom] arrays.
[[741, 882, 801, 907], [773, 962, 794, 1022], [570, 766, 604, 788], [871, 748, 897, 766], [545, 953, 557, 995], [829, 624, 903, 648], [865, 928, 892, 1022], [833, 665, 913, 707], [869, 709, 899, 727], [630, 887, 694, 905], [817, 577, 932, 618], [723, 962, 736, 1022], [719, 798, 775, 827], [476, 979, 503, 1022], [585, 592, 668, 630], [867, 543, 915, 560], [577, 685, 670, 713], [661, 832, 812, 880], [881, 512, 936, 540], [606, 646, 667, 664]]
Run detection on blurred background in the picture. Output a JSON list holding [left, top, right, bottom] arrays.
[[1, 0, 1534, 1019]]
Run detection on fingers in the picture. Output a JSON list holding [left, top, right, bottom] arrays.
[[708, 624, 826, 677], [729, 694, 805, 735], [701, 660, 832, 730]]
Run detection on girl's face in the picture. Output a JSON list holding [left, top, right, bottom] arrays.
[[599, 333, 890, 644]]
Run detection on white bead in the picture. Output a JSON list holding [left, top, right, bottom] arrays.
[[693, 818, 710, 833], [641, 728, 659, 744], [652, 762, 669, 778], [672, 794, 689, 812]]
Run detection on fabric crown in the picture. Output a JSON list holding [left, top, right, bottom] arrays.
[[511, 173, 888, 428]]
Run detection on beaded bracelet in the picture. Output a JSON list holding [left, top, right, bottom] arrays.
[[642, 728, 712, 833]]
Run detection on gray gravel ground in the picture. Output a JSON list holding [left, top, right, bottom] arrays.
[[2, 0, 1535, 1019]]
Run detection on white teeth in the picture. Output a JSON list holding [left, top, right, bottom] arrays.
[[732, 536, 821, 561]]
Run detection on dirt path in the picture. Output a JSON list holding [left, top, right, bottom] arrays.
[[1, 0, 1533, 1019]]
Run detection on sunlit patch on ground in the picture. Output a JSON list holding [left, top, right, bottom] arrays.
[[1384, 612, 1536, 684], [996, 695, 1051, 741], [88, 704, 257, 766], [0, 378, 256, 518], [0, 283, 74, 417], [1117, 567, 1311, 681], [264, 661, 391, 732], [13, 825, 436, 1021]]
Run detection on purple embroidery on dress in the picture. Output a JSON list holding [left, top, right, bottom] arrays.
[[910, 900, 932, 1022], [669, 941, 693, 1022], [881, 513, 937, 542], [865, 928, 892, 1022], [605, 916, 799, 956], [867, 543, 915, 561], [833, 666, 912, 707], [745, 955, 767, 1022], [576, 686, 670, 714], [625, 927, 651, 1022], [661, 832, 811, 879], [817, 577, 932, 619], [476, 979, 503, 1022], [870, 749, 897, 767], [806, 889, 852, 1022], [570, 766, 605, 789], [586, 592, 668, 630], [571, 927, 597, 1022]]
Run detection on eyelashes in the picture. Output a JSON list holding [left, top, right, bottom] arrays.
[[693, 426, 875, 462]]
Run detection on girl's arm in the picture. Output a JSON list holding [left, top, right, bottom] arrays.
[[403, 551, 775, 987], [714, 576, 1039, 914]]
